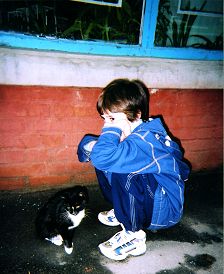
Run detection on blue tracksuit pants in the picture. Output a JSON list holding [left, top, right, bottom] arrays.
[[95, 169, 158, 232]]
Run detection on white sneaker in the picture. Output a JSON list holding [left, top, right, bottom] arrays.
[[98, 209, 120, 227], [98, 227, 146, 261], [45, 235, 63, 246]]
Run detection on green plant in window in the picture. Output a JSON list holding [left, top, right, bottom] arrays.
[[61, 0, 142, 44], [155, 0, 213, 48], [190, 34, 223, 50], [155, 0, 172, 46], [169, 0, 207, 47]]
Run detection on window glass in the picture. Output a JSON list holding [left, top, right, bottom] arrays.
[[155, 0, 223, 50], [0, 0, 143, 45]]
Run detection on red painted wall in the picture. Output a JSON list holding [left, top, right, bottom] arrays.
[[0, 85, 222, 190]]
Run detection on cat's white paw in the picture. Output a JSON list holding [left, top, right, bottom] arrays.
[[45, 235, 63, 246], [64, 243, 73, 254]]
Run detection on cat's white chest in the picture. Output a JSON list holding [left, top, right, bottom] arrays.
[[68, 209, 85, 230]]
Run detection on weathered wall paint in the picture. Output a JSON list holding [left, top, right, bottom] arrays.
[[0, 48, 223, 89]]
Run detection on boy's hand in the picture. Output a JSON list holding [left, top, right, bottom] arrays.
[[102, 112, 131, 141]]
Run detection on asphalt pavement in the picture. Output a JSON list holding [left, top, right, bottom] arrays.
[[0, 171, 223, 274]]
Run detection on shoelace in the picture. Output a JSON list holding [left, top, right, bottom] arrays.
[[109, 227, 133, 246], [107, 209, 115, 216]]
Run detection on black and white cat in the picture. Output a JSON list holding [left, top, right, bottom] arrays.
[[35, 185, 88, 254]]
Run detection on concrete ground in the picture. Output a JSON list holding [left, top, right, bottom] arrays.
[[0, 171, 223, 274]]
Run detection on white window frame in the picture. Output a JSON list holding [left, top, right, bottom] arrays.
[[70, 0, 122, 7]]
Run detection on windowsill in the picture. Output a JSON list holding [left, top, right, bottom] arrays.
[[0, 46, 222, 89]]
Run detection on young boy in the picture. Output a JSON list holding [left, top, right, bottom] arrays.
[[77, 79, 190, 261]]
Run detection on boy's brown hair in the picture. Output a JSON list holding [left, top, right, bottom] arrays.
[[97, 79, 149, 122]]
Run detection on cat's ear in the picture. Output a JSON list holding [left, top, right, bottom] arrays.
[[79, 191, 88, 199], [78, 190, 89, 203]]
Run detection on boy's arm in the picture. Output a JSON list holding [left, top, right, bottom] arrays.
[[77, 135, 98, 162], [90, 126, 158, 174], [77, 114, 146, 172], [77, 112, 131, 163]]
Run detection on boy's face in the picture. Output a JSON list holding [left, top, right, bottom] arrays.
[[101, 110, 131, 141], [101, 110, 128, 123], [101, 110, 141, 123]]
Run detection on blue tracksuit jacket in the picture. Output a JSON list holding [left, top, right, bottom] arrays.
[[80, 118, 190, 230]]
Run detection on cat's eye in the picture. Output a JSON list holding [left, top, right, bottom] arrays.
[[67, 206, 75, 213]]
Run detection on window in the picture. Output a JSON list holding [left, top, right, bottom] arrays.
[[0, 0, 143, 44], [155, 0, 223, 50], [0, 0, 222, 60]]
